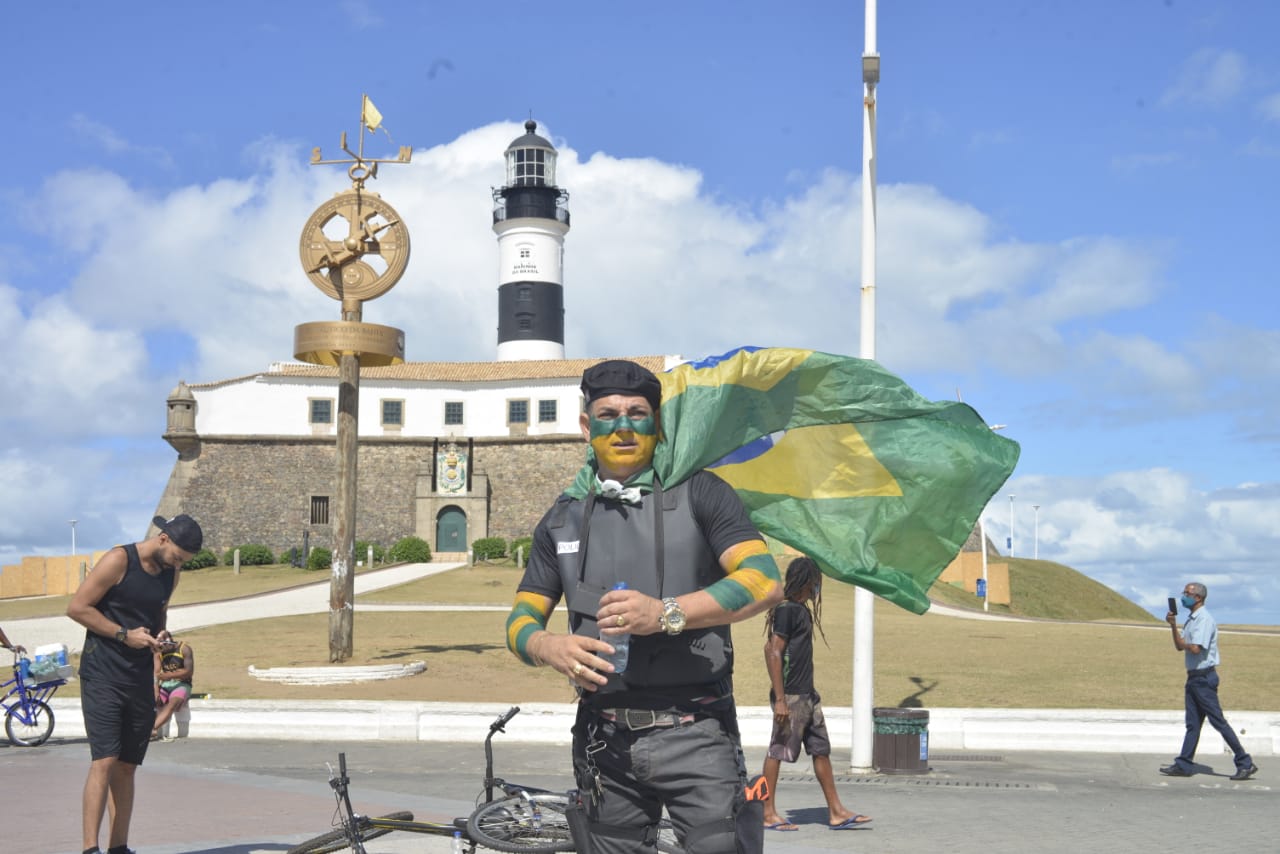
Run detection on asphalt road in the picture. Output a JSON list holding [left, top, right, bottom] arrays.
[[8, 733, 1272, 854]]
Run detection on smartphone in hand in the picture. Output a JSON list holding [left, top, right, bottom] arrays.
[[1167, 596, 1178, 615]]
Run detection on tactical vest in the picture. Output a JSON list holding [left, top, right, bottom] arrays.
[[550, 476, 733, 698]]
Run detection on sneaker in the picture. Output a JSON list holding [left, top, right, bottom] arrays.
[[1230, 764, 1259, 781], [1159, 764, 1191, 777]]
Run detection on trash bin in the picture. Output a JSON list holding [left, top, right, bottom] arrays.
[[976, 578, 987, 598], [872, 707, 930, 774]]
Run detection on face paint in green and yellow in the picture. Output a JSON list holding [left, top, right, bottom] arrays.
[[581, 394, 658, 481]]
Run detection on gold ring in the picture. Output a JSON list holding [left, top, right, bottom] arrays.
[[572, 663, 584, 676], [616, 614, 626, 628]]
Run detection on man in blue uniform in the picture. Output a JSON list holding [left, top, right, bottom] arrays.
[[1159, 581, 1258, 780], [506, 360, 783, 854], [67, 514, 202, 854]]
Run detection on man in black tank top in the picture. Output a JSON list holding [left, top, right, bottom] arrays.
[[67, 513, 202, 854]]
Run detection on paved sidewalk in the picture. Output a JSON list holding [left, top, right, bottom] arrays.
[[5, 561, 460, 652], [8, 734, 1272, 854]]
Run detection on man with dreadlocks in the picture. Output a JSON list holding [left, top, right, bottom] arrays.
[[760, 556, 872, 831]]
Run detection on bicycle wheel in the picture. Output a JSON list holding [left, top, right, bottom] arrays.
[[467, 793, 575, 853], [286, 811, 415, 854], [5, 698, 54, 746]]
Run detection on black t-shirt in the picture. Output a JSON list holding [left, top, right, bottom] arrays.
[[519, 469, 760, 600], [770, 600, 816, 699]]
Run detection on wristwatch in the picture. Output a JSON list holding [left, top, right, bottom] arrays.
[[659, 598, 687, 635], [115, 626, 128, 643]]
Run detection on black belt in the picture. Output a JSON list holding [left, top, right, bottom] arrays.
[[1188, 666, 1216, 675], [598, 708, 703, 731]]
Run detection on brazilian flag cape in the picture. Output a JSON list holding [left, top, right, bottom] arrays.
[[569, 347, 1019, 614]]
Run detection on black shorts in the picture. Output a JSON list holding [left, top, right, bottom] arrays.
[[80, 677, 156, 764]]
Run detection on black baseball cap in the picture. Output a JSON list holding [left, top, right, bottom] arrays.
[[152, 514, 203, 553], [581, 360, 662, 411]]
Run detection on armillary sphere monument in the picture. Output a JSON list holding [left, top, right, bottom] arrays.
[[295, 95, 411, 662]]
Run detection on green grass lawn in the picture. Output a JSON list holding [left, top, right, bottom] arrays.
[[19, 559, 1280, 710]]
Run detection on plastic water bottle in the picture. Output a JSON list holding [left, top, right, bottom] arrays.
[[451, 830, 465, 854], [601, 582, 630, 674]]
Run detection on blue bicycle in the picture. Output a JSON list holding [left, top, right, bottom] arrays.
[[2, 652, 69, 746]]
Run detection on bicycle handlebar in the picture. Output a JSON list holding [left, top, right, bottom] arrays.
[[492, 706, 520, 732]]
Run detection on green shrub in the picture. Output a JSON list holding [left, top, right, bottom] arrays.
[[307, 547, 332, 570], [509, 537, 533, 563], [472, 537, 507, 560], [182, 549, 218, 570], [221, 544, 275, 566], [354, 540, 386, 564], [388, 536, 431, 564]]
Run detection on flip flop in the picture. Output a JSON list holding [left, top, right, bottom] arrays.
[[764, 821, 800, 832], [829, 815, 873, 829]]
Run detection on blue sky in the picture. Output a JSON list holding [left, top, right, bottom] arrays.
[[2, 1, 1278, 623]]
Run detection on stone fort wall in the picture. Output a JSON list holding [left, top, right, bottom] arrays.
[[165, 434, 587, 557]]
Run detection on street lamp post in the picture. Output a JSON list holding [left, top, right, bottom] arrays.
[[1008, 494, 1015, 557], [1033, 504, 1041, 560], [69, 519, 77, 557]]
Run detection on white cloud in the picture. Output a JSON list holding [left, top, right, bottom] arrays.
[[989, 470, 1280, 624], [0, 285, 153, 439], [1110, 152, 1183, 172], [340, 0, 383, 30], [1160, 48, 1246, 107], [19, 121, 1183, 400], [68, 114, 175, 169], [1257, 92, 1280, 122], [1241, 138, 1280, 158], [6, 120, 1280, 623]]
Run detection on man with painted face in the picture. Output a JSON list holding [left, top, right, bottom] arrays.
[[1159, 582, 1258, 780], [507, 359, 783, 854]]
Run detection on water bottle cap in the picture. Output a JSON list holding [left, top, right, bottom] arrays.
[[612, 582, 628, 590]]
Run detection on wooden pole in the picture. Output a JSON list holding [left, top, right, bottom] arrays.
[[330, 302, 361, 662]]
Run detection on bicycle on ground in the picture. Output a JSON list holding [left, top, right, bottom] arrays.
[[288, 705, 680, 854], [2, 651, 69, 746]]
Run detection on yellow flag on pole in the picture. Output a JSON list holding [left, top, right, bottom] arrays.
[[362, 95, 384, 132]]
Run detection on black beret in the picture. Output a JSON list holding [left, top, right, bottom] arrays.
[[581, 360, 661, 411]]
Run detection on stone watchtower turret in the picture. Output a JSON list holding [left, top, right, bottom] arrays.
[[163, 381, 200, 458]]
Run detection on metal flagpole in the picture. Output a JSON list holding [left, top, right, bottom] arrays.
[[851, 0, 880, 772]]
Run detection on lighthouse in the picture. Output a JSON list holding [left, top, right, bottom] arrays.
[[492, 120, 570, 361]]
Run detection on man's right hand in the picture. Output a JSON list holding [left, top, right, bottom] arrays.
[[772, 698, 790, 720], [531, 632, 616, 691], [123, 628, 164, 652]]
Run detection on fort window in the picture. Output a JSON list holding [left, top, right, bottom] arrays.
[[310, 495, 330, 525], [538, 399, 557, 423], [309, 398, 333, 424], [508, 399, 529, 425], [444, 401, 464, 425], [381, 399, 404, 426]]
